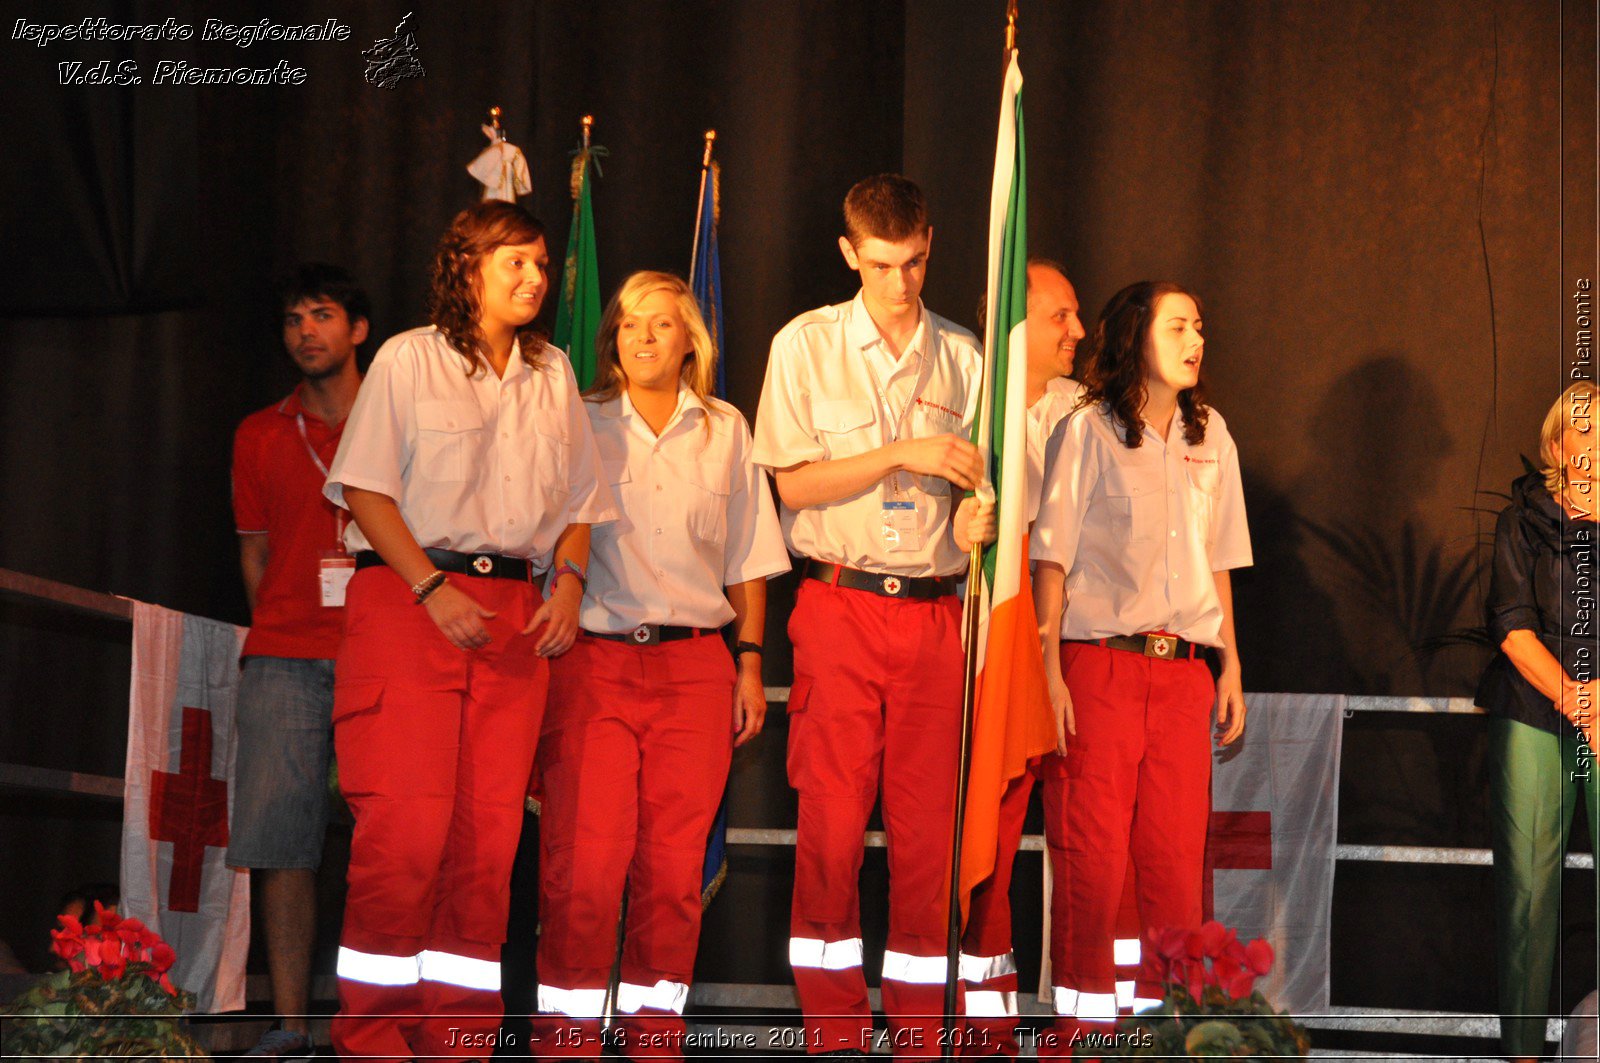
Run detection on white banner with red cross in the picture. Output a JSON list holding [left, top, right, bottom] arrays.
[[120, 601, 251, 1013], [1204, 692, 1344, 1014]]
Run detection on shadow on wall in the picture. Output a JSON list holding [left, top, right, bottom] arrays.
[[1259, 353, 1490, 696]]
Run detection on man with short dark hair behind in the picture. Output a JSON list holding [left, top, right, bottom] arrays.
[[228, 263, 370, 1059], [754, 174, 995, 1058]]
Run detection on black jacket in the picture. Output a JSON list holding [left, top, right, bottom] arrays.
[[1475, 473, 1598, 735]]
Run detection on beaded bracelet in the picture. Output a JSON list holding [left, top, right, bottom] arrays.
[[412, 570, 447, 604]]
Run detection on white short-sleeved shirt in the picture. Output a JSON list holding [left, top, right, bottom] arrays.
[[325, 326, 617, 567], [581, 388, 790, 633], [1026, 377, 1086, 523], [1031, 403, 1251, 646], [751, 292, 982, 578]]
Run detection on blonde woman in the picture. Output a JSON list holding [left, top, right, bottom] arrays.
[[533, 271, 788, 1060], [1476, 380, 1600, 1062]]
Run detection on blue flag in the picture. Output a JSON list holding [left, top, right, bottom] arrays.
[[691, 155, 725, 397]]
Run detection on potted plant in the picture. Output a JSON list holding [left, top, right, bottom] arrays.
[[1080, 921, 1311, 1058], [1, 902, 207, 1060]]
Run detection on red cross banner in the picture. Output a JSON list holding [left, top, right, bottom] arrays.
[[1206, 692, 1344, 1014], [120, 601, 250, 1013]]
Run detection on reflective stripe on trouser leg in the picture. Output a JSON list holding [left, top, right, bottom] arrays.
[[533, 984, 605, 1060], [331, 568, 546, 1062]]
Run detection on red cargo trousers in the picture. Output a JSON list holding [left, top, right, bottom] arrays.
[[331, 566, 549, 1062], [533, 634, 735, 1062], [786, 578, 965, 1059]]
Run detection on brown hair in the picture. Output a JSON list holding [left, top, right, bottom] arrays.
[[842, 173, 929, 247], [427, 202, 550, 376], [1082, 281, 1210, 448]]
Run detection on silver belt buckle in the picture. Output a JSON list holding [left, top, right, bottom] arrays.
[[881, 576, 904, 597], [1144, 634, 1177, 660], [631, 624, 657, 645]]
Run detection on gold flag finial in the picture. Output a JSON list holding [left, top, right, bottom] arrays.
[[581, 114, 594, 150], [701, 129, 717, 168], [488, 105, 503, 139], [1005, 0, 1017, 51]]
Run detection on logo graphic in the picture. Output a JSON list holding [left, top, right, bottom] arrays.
[[882, 576, 903, 596], [362, 11, 424, 90], [632, 625, 652, 644], [472, 556, 493, 575]]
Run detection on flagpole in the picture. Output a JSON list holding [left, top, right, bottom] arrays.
[[691, 129, 716, 276], [942, 5, 1019, 1058]]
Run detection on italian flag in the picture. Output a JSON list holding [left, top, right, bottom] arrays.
[[960, 49, 1056, 907]]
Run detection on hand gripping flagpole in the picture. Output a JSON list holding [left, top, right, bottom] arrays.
[[943, 4, 1019, 1058]]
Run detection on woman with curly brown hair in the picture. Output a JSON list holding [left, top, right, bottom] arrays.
[[322, 201, 615, 1061], [1029, 281, 1252, 1047]]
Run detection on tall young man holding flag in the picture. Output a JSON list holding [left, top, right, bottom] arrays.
[[753, 174, 995, 1058]]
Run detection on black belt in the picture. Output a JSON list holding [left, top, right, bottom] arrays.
[[584, 625, 720, 646], [355, 548, 538, 582], [1067, 633, 1213, 662], [804, 560, 960, 600]]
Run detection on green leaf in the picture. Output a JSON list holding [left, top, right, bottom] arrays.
[[1184, 1020, 1245, 1055]]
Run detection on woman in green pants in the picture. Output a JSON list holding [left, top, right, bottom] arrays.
[[1476, 380, 1600, 1062]]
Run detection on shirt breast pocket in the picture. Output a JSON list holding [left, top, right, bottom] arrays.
[[532, 412, 572, 506], [813, 399, 877, 459], [1100, 463, 1162, 543], [1184, 453, 1221, 546], [414, 400, 483, 483], [909, 402, 964, 497], [686, 461, 733, 545]]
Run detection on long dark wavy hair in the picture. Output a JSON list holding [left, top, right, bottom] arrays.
[[427, 202, 550, 376], [1081, 280, 1209, 448]]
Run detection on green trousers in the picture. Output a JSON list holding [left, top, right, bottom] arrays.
[[1489, 716, 1599, 1057]]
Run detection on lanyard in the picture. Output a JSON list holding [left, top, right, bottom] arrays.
[[298, 412, 346, 546], [296, 413, 330, 477], [861, 343, 932, 497]]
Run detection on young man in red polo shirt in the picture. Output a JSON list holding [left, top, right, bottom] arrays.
[[228, 264, 369, 1059]]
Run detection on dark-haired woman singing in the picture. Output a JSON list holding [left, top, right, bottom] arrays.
[[1030, 281, 1252, 1047], [323, 201, 615, 1061]]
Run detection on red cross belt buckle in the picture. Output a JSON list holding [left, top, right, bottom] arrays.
[[881, 576, 903, 596], [472, 555, 494, 575], [1144, 634, 1177, 659], [631, 624, 654, 644]]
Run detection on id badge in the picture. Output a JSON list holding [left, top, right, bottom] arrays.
[[319, 552, 356, 607], [881, 500, 922, 553]]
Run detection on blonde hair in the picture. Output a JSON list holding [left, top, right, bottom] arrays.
[[585, 271, 718, 408], [1540, 380, 1598, 494]]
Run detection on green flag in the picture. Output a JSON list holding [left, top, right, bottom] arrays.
[[554, 145, 601, 388]]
